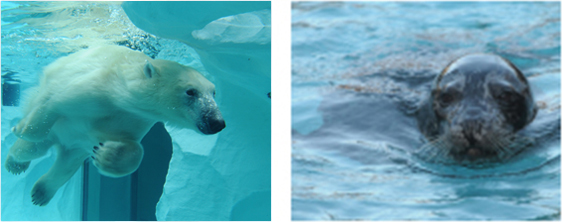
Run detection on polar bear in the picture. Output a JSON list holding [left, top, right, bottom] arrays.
[[5, 45, 226, 206]]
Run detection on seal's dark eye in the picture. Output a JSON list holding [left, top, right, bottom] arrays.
[[186, 89, 197, 96], [439, 92, 455, 106]]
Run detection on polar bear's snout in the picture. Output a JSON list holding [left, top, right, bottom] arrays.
[[197, 108, 226, 135], [192, 91, 226, 134], [202, 115, 226, 135]]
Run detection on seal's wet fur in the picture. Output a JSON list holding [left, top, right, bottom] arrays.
[[417, 54, 537, 164]]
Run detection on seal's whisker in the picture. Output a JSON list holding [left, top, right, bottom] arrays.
[[417, 135, 452, 162], [433, 136, 455, 161], [491, 138, 510, 160], [489, 134, 518, 160], [417, 141, 439, 159]]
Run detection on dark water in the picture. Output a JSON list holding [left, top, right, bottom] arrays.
[[292, 2, 560, 220]]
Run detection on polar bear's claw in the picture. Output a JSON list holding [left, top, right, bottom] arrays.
[[91, 140, 144, 177], [5, 155, 30, 175], [31, 180, 56, 207]]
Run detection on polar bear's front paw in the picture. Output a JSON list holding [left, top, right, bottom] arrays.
[[5, 155, 31, 175], [31, 179, 57, 206], [92, 141, 143, 178], [12, 122, 50, 142]]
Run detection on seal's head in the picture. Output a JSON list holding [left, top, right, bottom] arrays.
[[417, 54, 537, 163]]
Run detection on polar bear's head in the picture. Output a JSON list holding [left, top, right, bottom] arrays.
[[138, 59, 225, 135]]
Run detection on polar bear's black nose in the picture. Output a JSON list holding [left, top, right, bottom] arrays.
[[209, 118, 226, 134], [198, 117, 226, 135]]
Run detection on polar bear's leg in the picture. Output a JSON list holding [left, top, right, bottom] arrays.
[[92, 140, 144, 177], [31, 144, 88, 206], [12, 105, 59, 142], [5, 139, 53, 175]]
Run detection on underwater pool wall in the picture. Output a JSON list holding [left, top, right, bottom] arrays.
[[82, 122, 173, 221]]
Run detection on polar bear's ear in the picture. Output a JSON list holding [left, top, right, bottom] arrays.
[[144, 60, 156, 79]]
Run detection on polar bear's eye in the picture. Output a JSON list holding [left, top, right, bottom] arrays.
[[186, 89, 197, 97], [213, 91, 216, 97]]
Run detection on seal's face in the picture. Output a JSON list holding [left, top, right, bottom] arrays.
[[420, 54, 537, 163]]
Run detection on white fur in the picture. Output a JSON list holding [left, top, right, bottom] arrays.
[[5, 45, 223, 206]]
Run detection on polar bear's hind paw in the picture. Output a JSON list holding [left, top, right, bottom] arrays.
[[31, 180, 57, 206], [5, 155, 30, 175]]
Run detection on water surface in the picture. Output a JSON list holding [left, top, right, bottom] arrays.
[[292, 2, 560, 220]]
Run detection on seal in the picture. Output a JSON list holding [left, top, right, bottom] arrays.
[[416, 54, 537, 163]]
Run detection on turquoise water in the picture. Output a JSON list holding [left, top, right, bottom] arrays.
[[2, 1, 270, 221], [292, 2, 560, 220]]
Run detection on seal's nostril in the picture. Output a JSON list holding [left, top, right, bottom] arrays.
[[461, 118, 481, 146]]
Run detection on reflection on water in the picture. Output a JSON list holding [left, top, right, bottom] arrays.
[[292, 2, 560, 220]]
